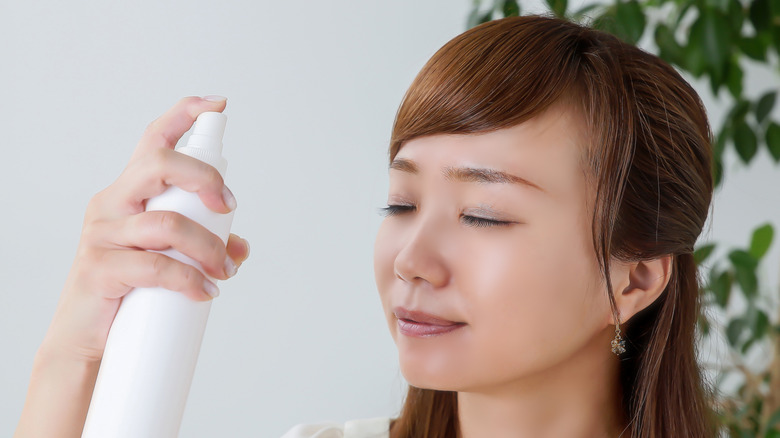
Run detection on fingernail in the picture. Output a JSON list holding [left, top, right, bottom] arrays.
[[243, 238, 250, 259], [224, 256, 237, 277], [222, 186, 237, 211], [203, 95, 227, 102], [204, 280, 220, 298]]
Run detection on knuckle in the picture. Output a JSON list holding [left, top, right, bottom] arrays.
[[155, 211, 181, 234], [87, 190, 103, 207], [144, 118, 162, 136], [86, 189, 108, 214], [209, 234, 224, 257], [80, 219, 101, 243], [180, 264, 200, 289], [150, 253, 167, 277], [196, 160, 223, 188], [204, 238, 225, 271], [144, 120, 177, 148], [151, 147, 171, 169]]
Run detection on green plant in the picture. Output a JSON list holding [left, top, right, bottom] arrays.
[[468, 1, 780, 435]]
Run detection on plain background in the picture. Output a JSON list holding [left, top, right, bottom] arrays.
[[1, 1, 778, 436]]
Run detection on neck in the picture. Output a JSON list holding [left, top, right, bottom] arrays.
[[456, 329, 625, 438]]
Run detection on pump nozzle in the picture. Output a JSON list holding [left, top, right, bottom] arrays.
[[187, 112, 226, 153], [177, 112, 229, 176]]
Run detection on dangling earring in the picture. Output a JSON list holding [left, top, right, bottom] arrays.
[[611, 324, 626, 355]]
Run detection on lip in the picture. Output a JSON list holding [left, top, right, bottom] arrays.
[[393, 307, 466, 338]]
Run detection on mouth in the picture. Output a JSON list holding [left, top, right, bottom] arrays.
[[393, 307, 466, 338]]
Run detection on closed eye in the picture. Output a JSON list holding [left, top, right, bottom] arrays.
[[378, 204, 415, 217], [460, 215, 513, 228], [380, 204, 514, 228]]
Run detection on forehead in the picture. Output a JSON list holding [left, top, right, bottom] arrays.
[[393, 104, 589, 197]]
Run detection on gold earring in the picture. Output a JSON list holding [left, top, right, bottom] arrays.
[[611, 325, 626, 355]]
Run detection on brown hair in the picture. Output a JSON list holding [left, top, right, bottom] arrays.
[[388, 15, 716, 437]]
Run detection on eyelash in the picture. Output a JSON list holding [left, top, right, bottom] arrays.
[[378, 204, 512, 228]]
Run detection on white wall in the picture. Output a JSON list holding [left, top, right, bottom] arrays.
[[1, 1, 777, 437]]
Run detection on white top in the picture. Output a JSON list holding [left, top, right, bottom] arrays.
[[280, 417, 391, 438]]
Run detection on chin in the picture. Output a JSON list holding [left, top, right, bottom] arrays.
[[397, 352, 469, 392]]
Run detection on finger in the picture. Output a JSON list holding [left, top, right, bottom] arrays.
[[90, 211, 232, 280], [110, 148, 233, 215], [132, 96, 227, 159], [226, 234, 250, 268], [98, 250, 218, 301]]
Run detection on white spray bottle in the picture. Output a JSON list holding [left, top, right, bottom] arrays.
[[82, 112, 234, 438]]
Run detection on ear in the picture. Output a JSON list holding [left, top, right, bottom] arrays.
[[607, 255, 673, 325]]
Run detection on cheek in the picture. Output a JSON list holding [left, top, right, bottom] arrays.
[[459, 219, 609, 376]]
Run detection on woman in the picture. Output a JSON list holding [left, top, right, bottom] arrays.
[[15, 15, 717, 438]]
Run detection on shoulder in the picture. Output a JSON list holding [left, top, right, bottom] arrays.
[[280, 417, 391, 438]]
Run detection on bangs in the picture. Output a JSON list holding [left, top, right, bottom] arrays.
[[389, 16, 589, 160]]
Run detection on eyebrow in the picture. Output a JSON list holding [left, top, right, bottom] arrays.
[[389, 158, 546, 193]]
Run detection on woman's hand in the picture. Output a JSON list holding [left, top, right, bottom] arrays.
[[14, 96, 250, 438], [46, 95, 250, 363]]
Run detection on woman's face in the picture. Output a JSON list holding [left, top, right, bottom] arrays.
[[373, 103, 616, 392]]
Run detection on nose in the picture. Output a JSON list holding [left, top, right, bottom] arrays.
[[393, 218, 450, 288]]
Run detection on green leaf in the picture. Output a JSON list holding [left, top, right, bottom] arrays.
[[744, 305, 770, 344], [728, 0, 746, 33], [502, 0, 521, 17], [774, 5, 780, 59], [750, 0, 771, 33], [685, 17, 708, 76], [735, 265, 759, 297], [615, 0, 646, 44], [686, 8, 732, 89], [694, 243, 717, 264], [729, 99, 752, 122], [544, 0, 567, 17], [729, 249, 759, 297], [725, 58, 744, 99], [767, 122, 780, 162], [729, 249, 759, 269], [715, 125, 730, 157], [713, 152, 724, 187], [702, 8, 732, 71], [756, 91, 777, 124], [749, 223, 774, 260], [710, 270, 733, 308], [738, 35, 769, 61], [752, 309, 770, 339], [726, 317, 746, 346], [655, 24, 685, 66], [592, 7, 619, 36], [733, 120, 759, 163]]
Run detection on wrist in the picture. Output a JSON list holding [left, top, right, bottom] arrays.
[[36, 330, 104, 368], [38, 287, 117, 365]]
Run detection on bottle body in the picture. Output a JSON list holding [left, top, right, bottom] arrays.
[[82, 113, 232, 438]]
